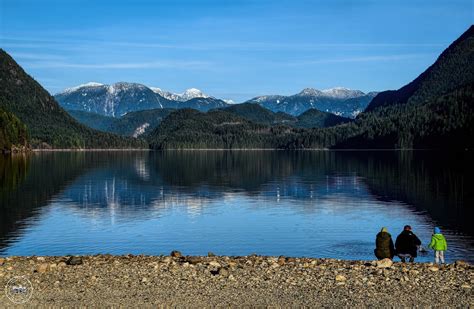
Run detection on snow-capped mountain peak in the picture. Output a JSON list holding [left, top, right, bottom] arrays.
[[150, 87, 162, 93], [151, 87, 209, 101], [296, 87, 364, 99], [298, 88, 323, 96], [321, 87, 365, 99], [62, 82, 104, 94], [150, 87, 180, 101], [107, 82, 147, 93], [56, 81, 163, 117], [180, 88, 209, 101]]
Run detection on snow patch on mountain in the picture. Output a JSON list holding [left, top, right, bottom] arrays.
[[298, 88, 324, 96], [150, 87, 181, 101], [253, 95, 285, 103], [62, 82, 104, 94], [151, 87, 209, 101], [296, 87, 364, 99], [181, 88, 209, 101], [321, 87, 365, 99], [132, 123, 150, 138]]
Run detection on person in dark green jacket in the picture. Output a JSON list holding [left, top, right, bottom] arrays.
[[429, 227, 447, 264], [374, 227, 395, 260]]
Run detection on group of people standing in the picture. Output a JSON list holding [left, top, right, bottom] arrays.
[[374, 225, 447, 263]]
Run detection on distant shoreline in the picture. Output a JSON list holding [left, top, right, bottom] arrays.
[[27, 148, 450, 152], [31, 148, 151, 152]]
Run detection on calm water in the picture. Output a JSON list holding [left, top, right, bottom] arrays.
[[1, 151, 473, 262]]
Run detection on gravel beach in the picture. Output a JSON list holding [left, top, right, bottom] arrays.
[[0, 254, 472, 307]]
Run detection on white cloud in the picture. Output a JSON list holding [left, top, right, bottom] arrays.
[[1, 35, 445, 52], [284, 53, 436, 66], [21, 60, 212, 70]]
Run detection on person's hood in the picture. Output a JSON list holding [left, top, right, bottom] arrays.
[[434, 227, 441, 234], [432, 234, 444, 240]]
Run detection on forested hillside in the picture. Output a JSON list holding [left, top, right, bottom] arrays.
[[68, 108, 174, 137], [366, 26, 474, 112], [148, 109, 303, 149], [294, 109, 351, 129], [222, 103, 296, 126], [222, 103, 350, 128], [0, 50, 146, 149]]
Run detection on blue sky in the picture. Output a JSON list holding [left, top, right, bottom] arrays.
[[0, 0, 472, 102]]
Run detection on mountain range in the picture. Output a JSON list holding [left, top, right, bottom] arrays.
[[54, 83, 230, 116], [246, 88, 378, 117], [55, 82, 375, 119]]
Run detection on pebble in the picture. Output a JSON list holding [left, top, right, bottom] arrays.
[[335, 275, 347, 281], [376, 258, 393, 268], [455, 260, 469, 268], [209, 261, 221, 268], [228, 261, 237, 268], [37, 263, 49, 273], [218, 267, 229, 277], [170, 251, 182, 258], [66, 256, 83, 266]]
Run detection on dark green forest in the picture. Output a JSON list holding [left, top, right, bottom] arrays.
[[221, 103, 350, 128], [0, 107, 28, 152], [149, 109, 301, 149]]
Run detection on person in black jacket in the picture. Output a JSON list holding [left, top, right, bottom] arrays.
[[395, 225, 421, 262], [374, 227, 395, 260]]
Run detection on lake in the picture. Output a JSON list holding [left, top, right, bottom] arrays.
[[1, 150, 473, 262]]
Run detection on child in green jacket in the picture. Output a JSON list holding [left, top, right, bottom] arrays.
[[429, 227, 447, 264]]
